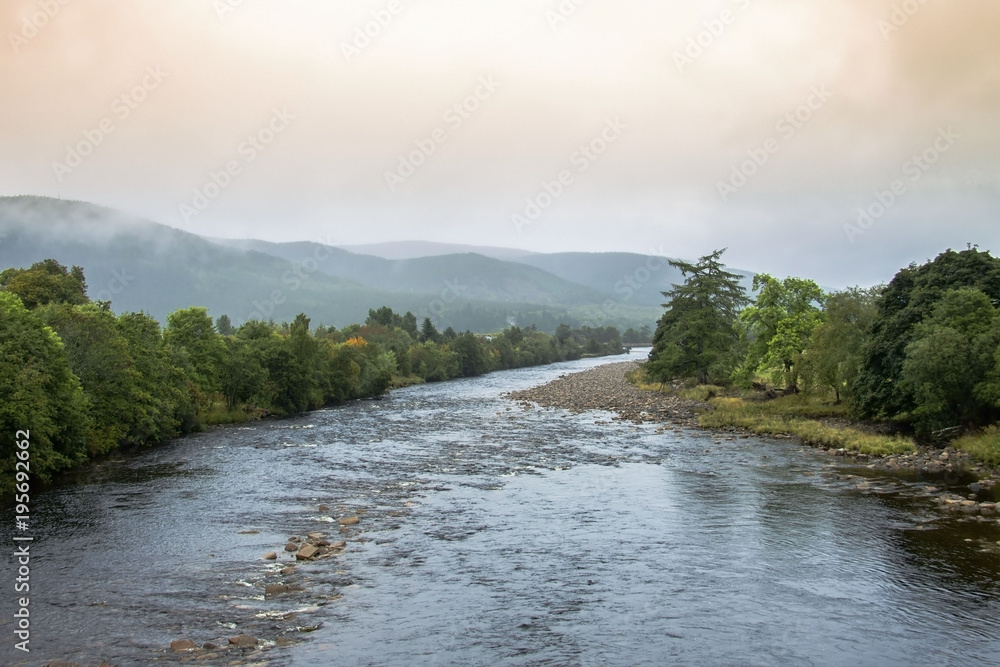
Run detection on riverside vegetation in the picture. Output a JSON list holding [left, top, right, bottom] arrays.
[[0, 259, 624, 491], [641, 246, 1000, 466]]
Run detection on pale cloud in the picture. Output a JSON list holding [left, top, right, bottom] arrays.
[[1, 0, 997, 287]]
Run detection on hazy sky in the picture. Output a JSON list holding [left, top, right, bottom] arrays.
[[2, 0, 998, 287]]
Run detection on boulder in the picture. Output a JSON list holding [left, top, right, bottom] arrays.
[[228, 634, 257, 647], [262, 551, 278, 560], [280, 566, 296, 575], [338, 516, 360, 525], [296, 545, 320, 560], [284, 542, 298, 552], [170, 638, 197, 652], [265, 584, 289, 596]]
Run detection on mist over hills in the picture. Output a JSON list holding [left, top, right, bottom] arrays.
[[0, 196, 752, 332], [333, 240, 536, 262], [208, 238, 608, 306]]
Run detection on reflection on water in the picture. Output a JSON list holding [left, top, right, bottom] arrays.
[[2, 350, 998, 666]]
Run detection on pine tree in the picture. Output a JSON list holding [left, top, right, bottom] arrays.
[[648, 249, 749, 384]]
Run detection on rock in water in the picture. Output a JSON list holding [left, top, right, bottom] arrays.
[[262, 551, 278, 560], [296, 544, 320, 560], [338, 516, 360, 525], [228, 634, 257, 647], [170, 638, 197, 652]]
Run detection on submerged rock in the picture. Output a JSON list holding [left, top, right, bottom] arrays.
[[170, 638, 197, 652]]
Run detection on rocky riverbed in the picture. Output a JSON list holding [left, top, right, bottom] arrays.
[[507, 360, 704, 427]]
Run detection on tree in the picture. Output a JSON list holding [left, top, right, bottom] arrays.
[[37, 302, 148, 455], [853, 248, 1000, 421], [798, 287, 880, 403], [0, 259, 88, 309], [164, 307, 226, 393], [897, 288, 1000, 437], [648, 249, 749, 384], [452, 332, 492, 376], [736, 274, 824, 391], [116, 311, 195, 440], [215, 314, 234, 336], [420, 317, 440, 343], [0, 293, 89, 487]]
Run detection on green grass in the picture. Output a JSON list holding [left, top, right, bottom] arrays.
[[389, 374, 426, 389], [698, 396, 915, 456], [954, 427, 1000, 467]]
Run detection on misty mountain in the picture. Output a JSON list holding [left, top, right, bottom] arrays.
[[516, 252, 757, 308], [0, 196, 428, 326], [207, 238, 607, 307], [0, 196, 664, 331], [334, 240, 536, 261]]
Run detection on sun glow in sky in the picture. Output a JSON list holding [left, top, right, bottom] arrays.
[[2, 0, 998, 286]]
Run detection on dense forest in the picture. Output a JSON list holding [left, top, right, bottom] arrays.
[[0, 260, 626, 490], [648, 246, 1000, 444]]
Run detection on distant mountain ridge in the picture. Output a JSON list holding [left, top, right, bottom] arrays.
[[332, 240, 536, 261]]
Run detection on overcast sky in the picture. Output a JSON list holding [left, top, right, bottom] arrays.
[[2, 0, 997, 287]]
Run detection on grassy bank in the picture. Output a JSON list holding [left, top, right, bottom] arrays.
[[627, 367, 915, 456], [698, 395, 915, 456], [954, 427, 1000, 467]]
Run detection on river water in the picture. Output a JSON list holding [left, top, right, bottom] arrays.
[[3, 350, 999, 666]]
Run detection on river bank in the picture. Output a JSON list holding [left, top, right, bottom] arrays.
[[509, 361, 1000, 512]]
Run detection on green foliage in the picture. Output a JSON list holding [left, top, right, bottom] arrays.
[[736, 274, 824, 390], [897, 288, 1000, 437], [38, 302, 150, 455], [649, 249, 749, 384], [853, 248, 1000, 422], [0, 259, 88, 309], [164, 307, 226, 394], [0, 293, 89, 488], [798, 287, 880, 403], [420, 317, 440, 343], [215, 314, 234, 336]]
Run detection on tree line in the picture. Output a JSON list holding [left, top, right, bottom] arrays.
[[648, 246, 1000, 440], [0, 259, 625, 490]]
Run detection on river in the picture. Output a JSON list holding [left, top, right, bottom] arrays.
[[3, 350, 999, 666]]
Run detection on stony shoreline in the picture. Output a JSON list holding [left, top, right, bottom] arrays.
[[508, 361, 1000, 513]]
